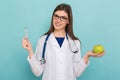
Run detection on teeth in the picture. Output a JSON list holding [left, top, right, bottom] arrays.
[[55, 23, 61, 26]]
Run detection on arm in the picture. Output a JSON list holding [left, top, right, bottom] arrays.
[[22, 36, 46, 77], [73, 40, 89, 77], [73, 40, 105, 77], [27, 36, 47, 77]]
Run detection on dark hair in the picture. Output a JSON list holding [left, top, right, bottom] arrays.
[[44, 3, 79, 40]]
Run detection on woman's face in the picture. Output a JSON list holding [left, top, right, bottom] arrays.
[[53, 10, 69, 31]]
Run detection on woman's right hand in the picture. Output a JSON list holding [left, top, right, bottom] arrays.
[[22, 38, 33, 52]]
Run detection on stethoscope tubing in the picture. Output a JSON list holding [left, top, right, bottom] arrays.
[[40, 33, 79, 64]]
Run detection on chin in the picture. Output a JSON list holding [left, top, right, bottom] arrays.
[[54, 28, 62, 31]]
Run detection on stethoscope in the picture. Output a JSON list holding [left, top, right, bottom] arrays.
[[40, 33, 79, 64], [66, 33, 79, 53]]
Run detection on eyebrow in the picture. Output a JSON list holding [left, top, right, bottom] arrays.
[[54, 14, 68, 18]]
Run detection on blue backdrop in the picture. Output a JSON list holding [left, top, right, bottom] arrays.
[[0, 0, 120, 80]]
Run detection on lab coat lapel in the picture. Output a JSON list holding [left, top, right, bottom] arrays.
[[50, 33, 60, 48], [50, 33, 68, 49], [60, 36, 68, 50]]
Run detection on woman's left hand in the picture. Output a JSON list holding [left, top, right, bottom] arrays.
[[86, 51, 105, 58]]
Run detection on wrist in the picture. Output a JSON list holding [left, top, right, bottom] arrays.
[[28, 49, 33, 53], [28, 46, 33, 52], [28, 50, 34, 59], [85, 53, 90, 58], [84, 53, 90, 64]]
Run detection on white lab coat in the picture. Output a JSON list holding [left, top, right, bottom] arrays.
[[27, 33, 89, 80]]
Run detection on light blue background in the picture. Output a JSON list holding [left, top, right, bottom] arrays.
[[0, 0, 120, 80]]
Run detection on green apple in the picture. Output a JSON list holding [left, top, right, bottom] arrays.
[[93, 44, 104, 54]]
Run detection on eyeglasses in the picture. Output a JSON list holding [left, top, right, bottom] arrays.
[[53, 14, 68, 22]]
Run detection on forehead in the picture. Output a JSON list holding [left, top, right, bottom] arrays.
[[54, 10, 68, 17]]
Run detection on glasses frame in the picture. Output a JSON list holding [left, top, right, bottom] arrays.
[[53, 14, 68, 22]]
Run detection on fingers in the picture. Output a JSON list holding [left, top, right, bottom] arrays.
[[93, 51, 105, 58], [97, 51, 105, 57], [87, 51, 105, 58], [23, 37, 29, 42], [22, 38, 30, 49]]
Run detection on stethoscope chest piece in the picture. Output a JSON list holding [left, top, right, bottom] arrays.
[[40, 58, 46, 64]]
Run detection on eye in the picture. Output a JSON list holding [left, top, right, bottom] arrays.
[[61, 16, 68, 20], [61, 17, 67, 19]]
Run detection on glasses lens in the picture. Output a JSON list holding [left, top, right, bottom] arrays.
[[53, 14, 68, 22], [54, 14, 59, 19], [60, 16, 67, 21]]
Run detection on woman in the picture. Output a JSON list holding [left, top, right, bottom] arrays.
[[22, 3, 105, 80]]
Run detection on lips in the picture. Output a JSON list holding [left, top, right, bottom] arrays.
[[55, 22, 62, 27]]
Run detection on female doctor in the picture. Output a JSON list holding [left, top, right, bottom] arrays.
[[22, 3, 105, 80]]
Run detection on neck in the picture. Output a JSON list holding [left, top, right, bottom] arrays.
[[53, 30, 66, 37]]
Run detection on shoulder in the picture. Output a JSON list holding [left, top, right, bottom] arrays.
[[74, 39, 81, 47], [74, 39, 80, 44], [37, 34, 48, 43], [67, 34, 81, 45]]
